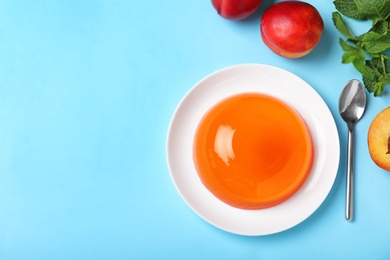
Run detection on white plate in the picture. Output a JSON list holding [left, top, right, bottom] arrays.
[[166, 64, 340, 236]]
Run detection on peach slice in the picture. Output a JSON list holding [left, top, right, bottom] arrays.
[[368, 107, 390, 171]]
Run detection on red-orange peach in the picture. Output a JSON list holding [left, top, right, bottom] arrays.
[[260, 1, 324, 58], [212, 0, 263, 20]]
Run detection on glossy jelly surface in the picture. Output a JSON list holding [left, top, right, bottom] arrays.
[[193, 93, 314, 209]]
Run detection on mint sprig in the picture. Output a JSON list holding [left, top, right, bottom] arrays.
[[333, 0, 390, 96]]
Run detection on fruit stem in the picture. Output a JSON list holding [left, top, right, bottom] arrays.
[[382, 55, 387, 75]]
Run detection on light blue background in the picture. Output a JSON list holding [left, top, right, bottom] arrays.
[[0, 0, 390, 259]]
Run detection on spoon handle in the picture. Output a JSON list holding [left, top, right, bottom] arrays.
[[346, 127, 354, 221]]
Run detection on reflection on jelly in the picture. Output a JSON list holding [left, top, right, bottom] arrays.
[[193, 93, 314, 210], [214, 125, 236, 166]]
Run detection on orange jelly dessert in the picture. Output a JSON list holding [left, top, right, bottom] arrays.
[[193, 93, 314, 209]]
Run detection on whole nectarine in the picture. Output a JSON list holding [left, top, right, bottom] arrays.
[[260, 1, 324, 58], [212, 0, 263, 20], [368, 107, 390, 171]]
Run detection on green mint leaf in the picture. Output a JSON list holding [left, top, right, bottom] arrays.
[[363, 75, 374, 93], [354, 0, 390, 20], [342, 52, 357, 63], [339, 38, 373, 78], [339, 38, 357, 51], [373, 81, 385, 96], [332, 12, 356, 39], [363, 32, 390, 54], [379, 74, 390, 84], [358, 31, 382, 42], [353, 58, 375, 79], [366, 58, 382, 75], [363, 56, 390, 96], [333, 0, 367, 20], [362, 77, 384, 96], [333, 0, 390, 97], [372, 19, 389, 34], [340, 38, 376, 79]]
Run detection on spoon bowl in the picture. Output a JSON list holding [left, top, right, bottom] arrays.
[[338, 79, 367, 221], [339, 80, 367, 129]]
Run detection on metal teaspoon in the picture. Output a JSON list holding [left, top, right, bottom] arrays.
[[338, 79, 367, 221]]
